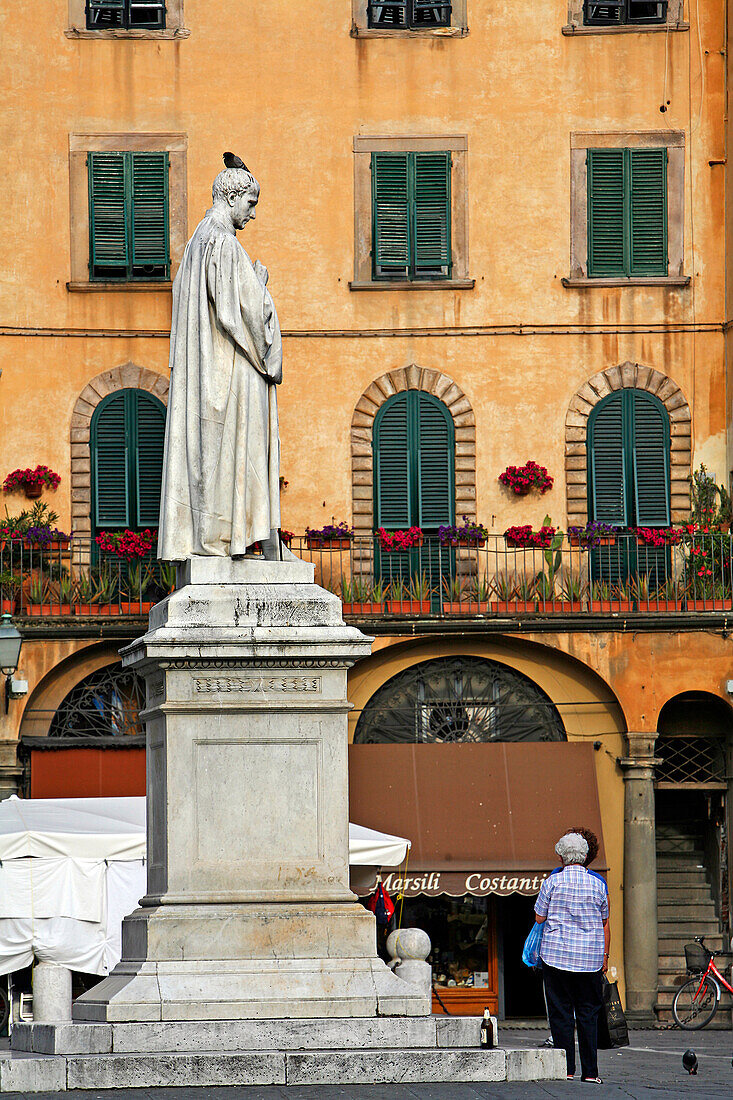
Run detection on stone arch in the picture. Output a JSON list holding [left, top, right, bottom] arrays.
[[350, 365, 476, 541], [565, 363, 691, 527], [70, 363, 169, 539]]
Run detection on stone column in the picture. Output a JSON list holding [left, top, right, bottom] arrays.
[[620, 731, 660, 1025], [74, 558, 428, 1023], [32, 963, 72, 1022]]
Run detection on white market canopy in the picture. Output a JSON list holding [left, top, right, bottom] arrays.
[[0, 796, 409, 867]]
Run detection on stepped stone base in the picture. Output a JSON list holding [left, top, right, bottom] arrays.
[[5, 1018, 566, 1090]]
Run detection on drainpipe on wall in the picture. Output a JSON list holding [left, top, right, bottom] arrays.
[[620, 731, 662, 1026]]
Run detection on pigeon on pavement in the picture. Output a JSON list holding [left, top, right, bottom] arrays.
[[682, 1049, 698, 1075]]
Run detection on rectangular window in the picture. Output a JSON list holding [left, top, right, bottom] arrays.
[[583, 1, 667, 25], [367, 1, 451, 29], [372, 151, 451, 281], [587, 147, 667, 278], [88, 151, 170, 282], [86, 0, 166, 30]]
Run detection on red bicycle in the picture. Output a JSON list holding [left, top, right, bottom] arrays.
[[672, 936, 733, 1029]]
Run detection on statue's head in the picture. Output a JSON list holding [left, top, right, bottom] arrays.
[[212, 167, 260, 231]]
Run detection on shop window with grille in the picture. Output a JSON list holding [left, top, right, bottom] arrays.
[[584, 1, 667, 25], [367, 1, 451, 28], [48, 664, 146, 741], [656, 736, 726, 787], [88, 151, 170, 281], [86, 1, 166, 29], [372, 151, 451, 280], [587, 147, 668, 278]]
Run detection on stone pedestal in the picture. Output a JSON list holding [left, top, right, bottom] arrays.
[[32, 964, 72, 1023], [74, 558, 427, 1022]]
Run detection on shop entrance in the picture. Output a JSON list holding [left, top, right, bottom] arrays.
[[497, 894, 546, 1020]]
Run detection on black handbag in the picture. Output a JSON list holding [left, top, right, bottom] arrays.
[[597, 976, 629, 1049]]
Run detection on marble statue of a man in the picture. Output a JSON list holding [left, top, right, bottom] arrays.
[[158, 160, 287, 561]]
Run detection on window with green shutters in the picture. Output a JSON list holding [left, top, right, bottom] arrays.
[[88, 151, 170, 281], [584, 2, 667, 26], [588, 389, 671, 527], [587, 148, 668, 277], [86, 1, 166, 30], [372, 151, 451, 280], [91, 389, 166, 535]]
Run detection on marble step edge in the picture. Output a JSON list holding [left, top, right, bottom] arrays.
[[13, 1016, 486, 1056], [0, 1047, 567, 1091]]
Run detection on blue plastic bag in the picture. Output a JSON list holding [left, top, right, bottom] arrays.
[[522, 921, 544, 968]]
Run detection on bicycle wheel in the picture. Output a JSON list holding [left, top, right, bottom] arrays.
[[672, 975, 719, 1029]]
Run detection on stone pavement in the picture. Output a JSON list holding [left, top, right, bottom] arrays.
[[1, 1029, 731, 1099]]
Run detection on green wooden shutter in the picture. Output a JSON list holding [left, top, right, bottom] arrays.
[[413, 152, 451, 277], [374, 395, 412, 527], [629, 148, 667, 276], [88, 152, 128, 279], [134, 392, 166, 526], [372, 154, 410, 278], [416, 392, 454, 527], [587, 149, 626, 277], [93, 393, 130, 526], [131, 152, 169, 276], [589, 391, 627, 525], [632, 391, 670, 525]]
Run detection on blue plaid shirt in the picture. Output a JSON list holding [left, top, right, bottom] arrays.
[[534, 865, 609, 972]]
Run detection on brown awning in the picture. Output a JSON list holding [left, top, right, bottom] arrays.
[[348, 742, 606, 897]]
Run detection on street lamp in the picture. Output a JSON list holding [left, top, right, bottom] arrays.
[[0, 614, 23, 715]]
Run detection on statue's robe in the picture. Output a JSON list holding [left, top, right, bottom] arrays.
[[158, 208, 282, 560]]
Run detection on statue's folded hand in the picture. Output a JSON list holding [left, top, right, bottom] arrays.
[[253, 259, 269, 286]]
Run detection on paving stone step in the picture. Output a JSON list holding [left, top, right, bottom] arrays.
[[0, 1046, 567, 1091], [657, 887, 713, 904], [658, 935, 725, 954], [656, 985, 733, 1008], [655, 1005, 732, 1029], [657, 871, 710, 886], [657, 904, 719, 921], [656, 920, 720, 935]]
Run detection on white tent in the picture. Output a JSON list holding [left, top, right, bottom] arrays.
[[0, 797, 409, 977]]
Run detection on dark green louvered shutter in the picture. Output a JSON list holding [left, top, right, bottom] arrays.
[[629, 148, 667, 276], [373, 154, 410, 278], [89, 152, 128, 279], [131, 153, 169, 277], [413, 152, 451, 277], [375, 396, 412, 527], [632, 391, 670, 525], [587, 149, 625, 277], [135, 392, 166, 526], [589, 391, 627, 525], [416, 392, 454, 527], [93, 393, 130, 526]]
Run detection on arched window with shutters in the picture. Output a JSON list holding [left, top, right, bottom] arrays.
[[587, 388, 671, 527], [373, 391, 454, 590], [90, 389, 166, 536]]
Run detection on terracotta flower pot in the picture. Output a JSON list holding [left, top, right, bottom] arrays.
[[342, 602, 385, 615], [537, 600, 583, 612], [589, 600, 633, 613], [75, 603, 105, 616], [649, 600, 684, 612], [491, 600, 537, 613], [442, 601, 490, 614], [685, 598, 731, 611], [0, 597, 18, 615], [306, 537, 352, 551], [24, 484, 43, 499], [118, 601, 155, 615], [388, 599, 432, 614]]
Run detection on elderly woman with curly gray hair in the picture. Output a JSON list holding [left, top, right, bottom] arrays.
[[534, 831, 610, 1084]]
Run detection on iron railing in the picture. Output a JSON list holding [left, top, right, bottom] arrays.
[[1, 532, 732, 619]]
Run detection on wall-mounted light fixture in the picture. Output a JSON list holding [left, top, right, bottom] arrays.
[[0, 614, 24, 714]]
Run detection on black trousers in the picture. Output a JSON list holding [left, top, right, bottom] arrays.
[[542, 964, 603, 1079]]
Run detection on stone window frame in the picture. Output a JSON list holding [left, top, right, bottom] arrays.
[[351, 365, 476, 575], [67, 132, 187, 290], [565, 363, 691, 528], [351, 0, 468, 37], [66, 0, 189, 38], [71, 363, 169, 546], [563, 130, 689, 288], [563, 0, 687, 35], [351, 135, 473, 291]]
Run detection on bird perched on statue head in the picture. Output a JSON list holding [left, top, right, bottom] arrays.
[[682, 1049, 698, 1075], [223, 152, 250, 172]]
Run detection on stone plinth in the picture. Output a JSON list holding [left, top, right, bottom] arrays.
[[74, 558, 427, 1022]]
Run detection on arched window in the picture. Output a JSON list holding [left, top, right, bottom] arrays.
[[48, 664, 146, 740], [91, 388, 166, 535], [587, 388, 670, 528], [354, 656, 567, 744]]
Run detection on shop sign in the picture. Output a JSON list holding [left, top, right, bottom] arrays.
[[380, 870, 549, 898]]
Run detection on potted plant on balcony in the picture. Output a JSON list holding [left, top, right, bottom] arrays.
[[567, 521, 617, 549], [559, 574, 585, 611], [653, 578, 685, 612], [0, 572, 20, 615], [340, 576, 387, 615], [23, 525, 72, 555], [119, 562, 156, 615], [388, 573, 432, 614], [504, 517, 558, 550], [3, 465, 61, 500], [441, 576, 464, 614], [534, 526, 565, 611], [491, 572, 517, 613], [26, 576, 49, 616], [305, 521, 352, 550], [499, 461, 553, 496], [76, 566, 117, 616], [376, 526, 423, 551], [438, 517, 489, 548], [588, 580, 633, 613]]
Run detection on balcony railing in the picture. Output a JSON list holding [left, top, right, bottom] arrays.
[[1, 532, 732, 620]]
